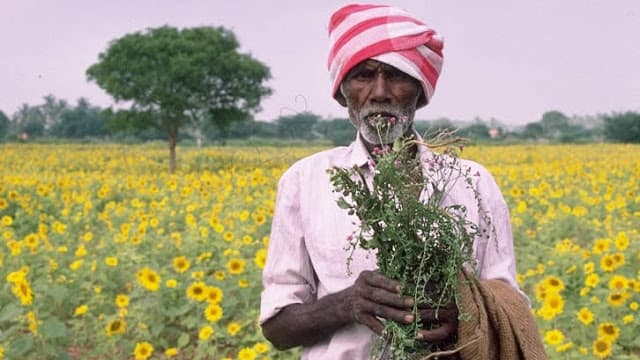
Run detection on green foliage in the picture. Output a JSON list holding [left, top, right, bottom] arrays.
[[603, 112, 640, 143], [275, 112, 320, 140], [521, 122, 544, 140], [50, 98, 106, 138], [328, 128, 480, 359], [12, 103, 46, 138], [459, 121, 490, 139], [0, 110, 9, 140], [540, 111, 570, 137], [313, 118, 356, 146], [102, 108, 160, 133], [202, 119, 278, 143], [86, 25, 272, 170]]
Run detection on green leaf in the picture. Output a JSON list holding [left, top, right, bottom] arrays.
[[150, 322, 165, 338], [46, 285, 68, 305], [178, 332, 190, 348], [0, 303, 22, 323], [7, 335, 35, 358], [40, 318, 68, 339], [183, 316, 198, 329], [336, 197, 351, 209]]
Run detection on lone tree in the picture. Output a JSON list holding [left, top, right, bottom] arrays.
[[87, 25, 272, 172]]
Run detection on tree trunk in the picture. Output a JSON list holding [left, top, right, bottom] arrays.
[[168, 132, 177, 173]]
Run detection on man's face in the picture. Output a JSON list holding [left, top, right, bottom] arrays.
[[341, 59, 422, 146]]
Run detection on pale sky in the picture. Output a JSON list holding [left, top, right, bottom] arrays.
[[1, 0, 639, 126]]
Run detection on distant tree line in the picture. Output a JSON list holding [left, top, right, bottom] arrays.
[[2, 97, 639, 145], [3, 22, 638, 174]]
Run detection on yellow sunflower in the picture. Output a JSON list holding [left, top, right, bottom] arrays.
[[206, 286, 224, 304], [1, 215, 13, 226], [254, 248, 267, 269], [611, 252, 625, 268], [105, 319, 126, 336], [600, 255, 615, 272], [186, 281, 208, 302], [74, 305, 89, 316], [585, 273, 600, 288], [592, 337, 612, 359], [227, 321, 241, 336], [543, 275, 564, 292], [540, 293, 564, 319], [253, 342, 270, 354], [172, 256, 190, 273], [115, 294, 130, 308], [136, 267, 161, 292], [199, 325, 214, 340], [133, 341, 153, 360], [614, 231, 629, 250], [238, 347, 257, 360], [11, 280, 33, 305], [576, 307, 594, 326], [544, 329, 564, 346], [204, 303, 223, 323], [214, 270, 226, 281], [608, 274, 629, 291], [597, 322, 620, 342], [226, 258, 246, 275]]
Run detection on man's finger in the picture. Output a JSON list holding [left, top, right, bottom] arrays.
[[362, 270, 402, 293], [418, 307, 458, 324], [359, 314, 385, 335], [416, 323, 456, 343], [364, 287, 409, 308]]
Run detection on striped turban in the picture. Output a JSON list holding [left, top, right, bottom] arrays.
[[328, 4, 444, 109]]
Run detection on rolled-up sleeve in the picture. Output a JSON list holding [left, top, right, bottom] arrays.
[[259, 166, 317, 324], [472, 165, 530, 305], [475, 167, 517, 284]]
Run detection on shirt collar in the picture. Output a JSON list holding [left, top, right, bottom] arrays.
[[346, 132, 372, 168]]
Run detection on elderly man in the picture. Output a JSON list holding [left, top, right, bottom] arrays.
[[260, 4, 544, 360]]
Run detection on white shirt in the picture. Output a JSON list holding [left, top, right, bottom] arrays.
[[260, 135, 521, 359]]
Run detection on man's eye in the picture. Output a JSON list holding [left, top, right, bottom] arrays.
[[386, 70, 411, 81], [349, 69, 376, 81]]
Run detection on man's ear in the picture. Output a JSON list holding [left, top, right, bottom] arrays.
[[416, 84, 428, 108], [335, 82, 348, 107]]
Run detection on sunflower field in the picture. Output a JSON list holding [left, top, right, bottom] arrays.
[[0, 143, 638, 360]]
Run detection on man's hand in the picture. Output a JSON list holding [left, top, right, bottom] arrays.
[[415, 303, 458, 344], [344, 270, 458, 344], [343, 270, 415, 334]]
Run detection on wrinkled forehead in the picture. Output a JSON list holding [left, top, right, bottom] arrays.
[[344, 59, 416, 82], [348, 59, 401, 73]]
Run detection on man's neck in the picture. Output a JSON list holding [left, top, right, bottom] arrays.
[[362, 132, 418, 159]]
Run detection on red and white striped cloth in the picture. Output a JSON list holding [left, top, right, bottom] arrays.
[[328, 4, 444, 108]]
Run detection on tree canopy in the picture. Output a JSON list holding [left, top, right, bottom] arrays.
[[50, 98, 106, 138], [275, 112, 320, 140], [603, 112, 640, 143], [0, 110, 9, 140], [86, 25, 272, 172]]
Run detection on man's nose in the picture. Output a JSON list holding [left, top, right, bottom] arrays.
[[369, 72, 391, 102]]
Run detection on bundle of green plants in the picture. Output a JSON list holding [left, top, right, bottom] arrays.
[[328, 123, 483, 359]]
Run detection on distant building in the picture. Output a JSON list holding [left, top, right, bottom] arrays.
[[488, 128, 501, 139]]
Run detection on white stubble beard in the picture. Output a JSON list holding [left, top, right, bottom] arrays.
[[358, 119, 411, 145]]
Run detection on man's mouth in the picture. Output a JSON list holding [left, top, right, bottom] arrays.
[[366, 112, 396, 121], [365, 112, 407, 127]]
